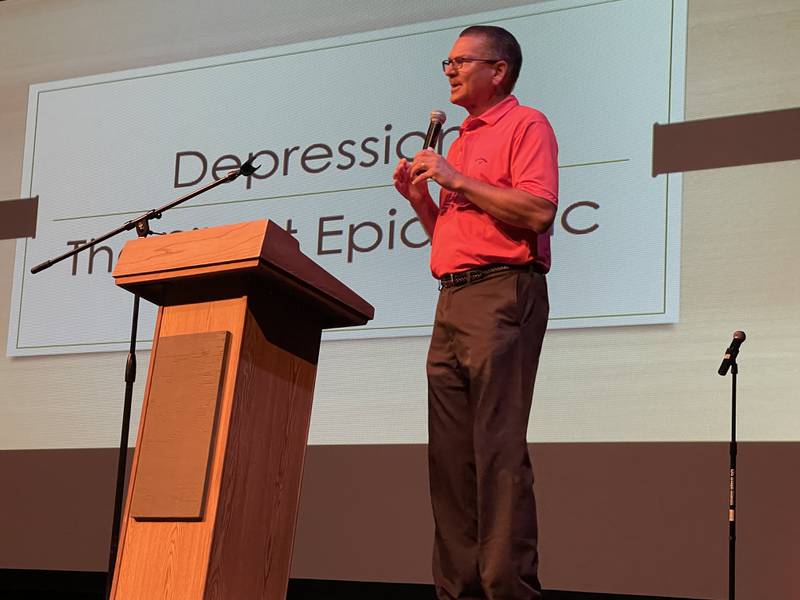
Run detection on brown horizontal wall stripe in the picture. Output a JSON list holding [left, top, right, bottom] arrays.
[[0, 448, 128, 571], [652, 107, 800, 175], [0, 196, 38, 240], [2, 443, 799, 599]]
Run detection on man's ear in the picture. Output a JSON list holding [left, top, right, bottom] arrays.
[[492, 60, 509, 89]]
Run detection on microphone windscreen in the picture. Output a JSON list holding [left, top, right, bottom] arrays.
[[430, 110, 447, 125]]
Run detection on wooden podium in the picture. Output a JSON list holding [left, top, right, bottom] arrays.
[[109, 220, 373, 600]]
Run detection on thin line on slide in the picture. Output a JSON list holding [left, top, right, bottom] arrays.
[[51, 158, 630, 222]]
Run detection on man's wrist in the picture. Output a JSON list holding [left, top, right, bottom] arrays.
[[409, 192, 434, 206], [449, 172, 470, 194]]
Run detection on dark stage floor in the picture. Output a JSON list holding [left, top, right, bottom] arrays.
[[0, 570, 704, 600]]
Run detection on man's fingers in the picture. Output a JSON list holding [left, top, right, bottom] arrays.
[[411, 171, 429, 187]]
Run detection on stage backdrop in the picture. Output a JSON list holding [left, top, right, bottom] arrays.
[[8, 0, 682, 356]]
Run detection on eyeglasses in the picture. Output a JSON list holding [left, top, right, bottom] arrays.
[[441, 57, 501, 72]]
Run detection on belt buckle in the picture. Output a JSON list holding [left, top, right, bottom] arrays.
[[438, 273, 454, 290]]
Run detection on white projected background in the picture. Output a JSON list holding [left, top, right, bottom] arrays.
[[5, 0, 694, 447], [10, 0, 681, 354]]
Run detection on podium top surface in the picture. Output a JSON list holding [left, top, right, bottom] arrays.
[[113, 220, 374, 329]]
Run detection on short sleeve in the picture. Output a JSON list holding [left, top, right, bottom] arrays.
[[510, 118, 559, 205]]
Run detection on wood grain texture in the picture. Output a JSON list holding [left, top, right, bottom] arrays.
[[111, 295, 321, 599], [257, 220, 374, 323], [111, 298, 248, 600], [204, 308, 319, 600], [114, 260, 261, 287], [113, 221, 272, 279], [130, 331, 229, 521], [113, 220, 373, 328], [109, 218, 363, 598]]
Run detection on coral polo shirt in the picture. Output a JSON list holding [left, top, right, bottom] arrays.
[[430, 95, 558, 278]]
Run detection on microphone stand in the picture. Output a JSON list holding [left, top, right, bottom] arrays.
[[717, 332, 743, 600], [29, 159, 259, 600], [727, 358, 738, 600]]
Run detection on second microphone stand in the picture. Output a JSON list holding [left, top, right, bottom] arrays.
[[719, 332, 744, 600], [726, 359, 738, 600]]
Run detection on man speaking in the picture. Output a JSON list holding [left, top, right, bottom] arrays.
[[393, 25, 558, 600]]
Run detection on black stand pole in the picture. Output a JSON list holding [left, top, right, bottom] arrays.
[[728, 361, 738, 600], [718, 330, 744, 600], [29, 159, 260, 600], [104, 293, 140, 599], [718, 330, 745, 600]]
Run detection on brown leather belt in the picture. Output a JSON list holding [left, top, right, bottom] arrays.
[[438, 262, 545, 289]]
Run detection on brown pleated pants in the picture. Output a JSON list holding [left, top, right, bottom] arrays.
[[427, 268, 549, 600]]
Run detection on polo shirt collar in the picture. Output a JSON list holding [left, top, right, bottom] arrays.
[[460, 95, 519, 132]]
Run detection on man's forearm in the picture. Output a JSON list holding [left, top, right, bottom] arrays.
[[409, 196, 439, 238], [452, 174, 556, 233]]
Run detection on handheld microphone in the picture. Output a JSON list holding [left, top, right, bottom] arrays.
[[718, 330, 746, 376], [424, 110, 447, 149], [414, 110, 447, 179]]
